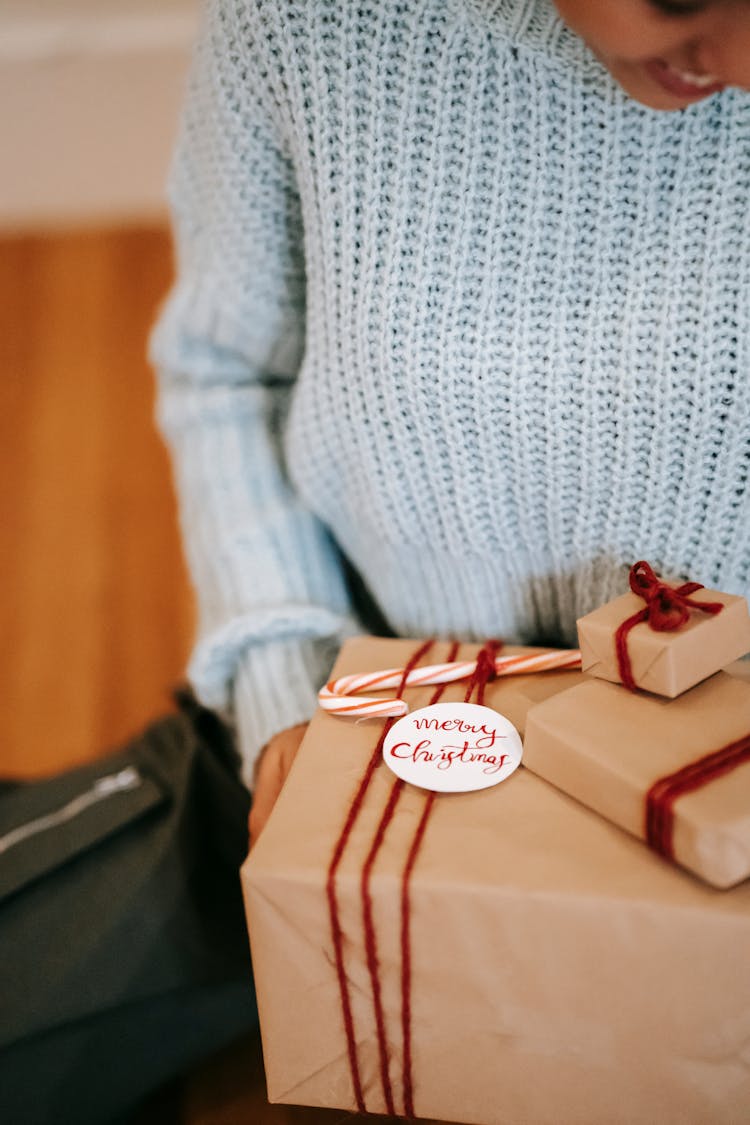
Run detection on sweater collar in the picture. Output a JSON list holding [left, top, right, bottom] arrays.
[[462, 0, 561, 38], [460, 0, 586, 60]]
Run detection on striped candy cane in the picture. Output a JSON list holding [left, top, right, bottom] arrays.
[[318, 648, 582, 718]]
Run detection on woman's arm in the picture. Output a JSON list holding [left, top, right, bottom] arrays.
[[150, 0, 356, 785]]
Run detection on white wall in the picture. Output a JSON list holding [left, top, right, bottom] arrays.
[[0, 0, 200, 228]]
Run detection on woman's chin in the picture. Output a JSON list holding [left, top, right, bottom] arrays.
[[604, 57, 725, 112]]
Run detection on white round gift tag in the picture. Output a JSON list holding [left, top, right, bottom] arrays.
[[382, 702, 523, 793]]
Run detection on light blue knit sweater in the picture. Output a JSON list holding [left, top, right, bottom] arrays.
[[150, 0, 750, 782]]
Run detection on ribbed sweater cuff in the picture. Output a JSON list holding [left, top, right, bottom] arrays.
[[232, 636, 338, 788]]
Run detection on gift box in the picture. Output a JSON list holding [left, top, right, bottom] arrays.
[[242, 636, 750, 1125], [523, 670, 750, 889], [576, 563, 750, 698]]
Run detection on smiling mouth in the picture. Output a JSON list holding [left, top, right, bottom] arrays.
[[645, 58, 725, 100]]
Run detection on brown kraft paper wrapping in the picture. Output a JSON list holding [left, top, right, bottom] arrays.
[[524, 671, 750, 889], [577, 587, 750, 697], [242, 636, 750, 1125]]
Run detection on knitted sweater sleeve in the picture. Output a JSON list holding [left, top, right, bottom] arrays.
[[149, 0, 356, 784]]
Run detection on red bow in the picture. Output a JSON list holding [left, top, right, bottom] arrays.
[[614, 561, 724, 691]]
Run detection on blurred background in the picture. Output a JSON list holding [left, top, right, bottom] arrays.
[[1, 0, 199, 778], [1, 0, 198, 228]]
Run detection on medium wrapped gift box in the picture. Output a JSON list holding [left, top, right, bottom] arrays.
[[577, 575, 750, 698], [524, 671, 750, 888], [243, 636, 750, 1125]]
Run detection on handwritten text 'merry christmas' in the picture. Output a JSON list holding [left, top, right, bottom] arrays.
[[389, 714, 509, 774]]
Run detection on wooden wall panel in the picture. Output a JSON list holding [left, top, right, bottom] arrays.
[[0, 227, 194, 777]]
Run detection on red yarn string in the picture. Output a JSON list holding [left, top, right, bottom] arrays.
[[325, 726, 384, 1113], [614, 561, 724, 692], [361, 775, 405, 1116], [326, 638, 433, 1114], [400, 789, 437, 1118], [614, 608, 650, 691], [397, 639, 500, 1119], [464, 639, 502, 706], [399, 640, 461, 1119], [361, 640, 466, 1116], [645, 732, 750, 859]]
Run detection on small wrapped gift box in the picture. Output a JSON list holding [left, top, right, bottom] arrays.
[[242, 636, 750, 1125], [577, 562, 750, 697], [524, 670, 750, 888]]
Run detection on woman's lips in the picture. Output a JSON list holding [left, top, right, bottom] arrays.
[[645, 58, 725, 101]]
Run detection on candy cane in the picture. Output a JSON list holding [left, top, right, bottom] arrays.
[[318, 648, 582, 717]]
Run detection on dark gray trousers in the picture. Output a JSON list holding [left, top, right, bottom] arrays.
[[0, 691, 258, 1125]]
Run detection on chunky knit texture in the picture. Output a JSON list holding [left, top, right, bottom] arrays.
[[151, 0, 750, 782]]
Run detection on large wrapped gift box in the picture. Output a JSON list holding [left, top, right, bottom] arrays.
[[524, 671, 750, 889], [242, 637, 750, 1125]]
